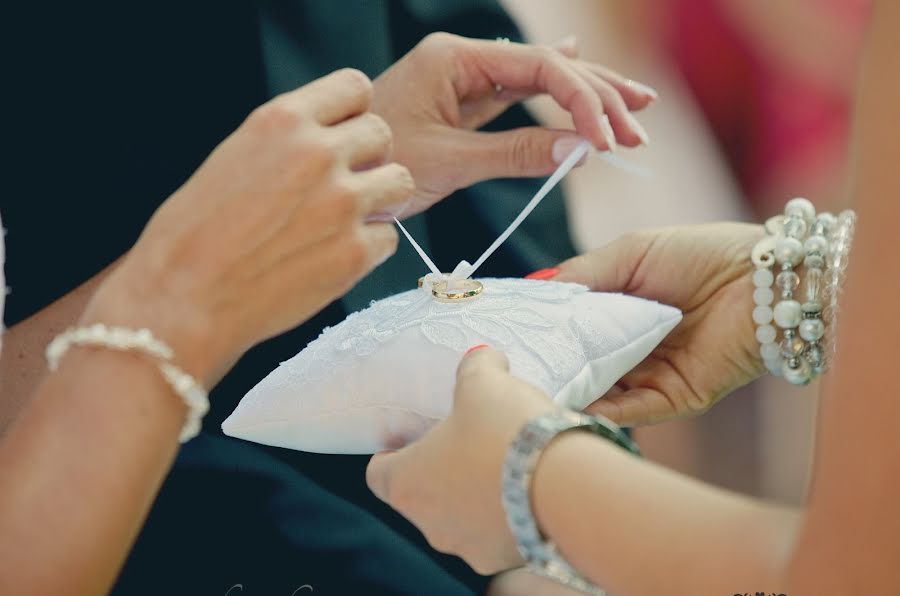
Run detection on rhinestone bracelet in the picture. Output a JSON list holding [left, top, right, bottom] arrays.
[[46, 324, 209, 442], [751, 198, 856, 385]]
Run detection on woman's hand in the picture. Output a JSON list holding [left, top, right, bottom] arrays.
[[367, 346, 556, 575], [372, 33, 657, 214], [552, 223, 767, 426], [84, 68, 414, 384]]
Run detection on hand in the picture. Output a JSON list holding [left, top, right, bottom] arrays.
[[366, 346, 556, 575], [552, 223, 767, 426], [372, 33, 658, 214], [84, 69, 414, 384]]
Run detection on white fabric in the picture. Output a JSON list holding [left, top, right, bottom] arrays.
[[222, 279, 681, 454]]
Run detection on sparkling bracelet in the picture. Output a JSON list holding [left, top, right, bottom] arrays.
[[501, 410, 640, 595], [46, 324, 209, 442], [751, 198, 856, 385]]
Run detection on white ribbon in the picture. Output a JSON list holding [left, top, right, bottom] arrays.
[[396, 140, 651, 286]]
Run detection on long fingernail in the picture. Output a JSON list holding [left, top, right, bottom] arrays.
[[552, 136, 584, 164], [552, 34, 577, 51], [627, 80, 659, 101], [525, 267, 560, 280], [599, 115, 617, 152], [625, 112, 651, 146], [464, 344, 490, 356]]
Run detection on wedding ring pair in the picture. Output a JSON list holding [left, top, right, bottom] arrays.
[[417, 276, 484, 303]]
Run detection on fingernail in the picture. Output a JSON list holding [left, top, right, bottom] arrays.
[[553, 34, 577, 51], [627, 79, 659, 101], [464, 344, 490, 356], [525, 267, 560, 281], [365, 199, 412, 224], [625, 112, 651, 146], [598, 115, 617, 152], [552, 136, 584, 164]]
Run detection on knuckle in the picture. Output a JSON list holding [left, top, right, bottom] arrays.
[[508, 131, 540, 173], [340, 230, 370, 277], [291, 139, 338, 172], [250, 97, 302, 131], [419, 31, 457, 53], [425, 532, 457, 556], [337, 67, 373, 102], [387, 163, 415, 194], [327, 181, 360, 224]]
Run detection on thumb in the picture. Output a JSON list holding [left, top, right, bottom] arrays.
[[457, 128, 587, 185], [366, 449, 399, 504], [553, 233, 652, 291]]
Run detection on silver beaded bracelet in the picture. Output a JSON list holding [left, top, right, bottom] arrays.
[[751, 198, 857, 385], [501, 409, 640, 595], [46, 323, 209, 442]]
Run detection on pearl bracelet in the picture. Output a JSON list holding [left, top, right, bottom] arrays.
[[751, 198, 856, 385], [46, 324, 209, 442]]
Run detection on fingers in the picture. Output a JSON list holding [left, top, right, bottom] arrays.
[[458, 127, 587, 183], [329, 112, 393, 169], [457, 345, 510, 381], [354, 162, 415, 221], [357, 221, 400, 271], [284, 68, 374, 125], [366, 449, 398, 504], [581, 62, 658, 111], [553, 233, 651, 292], [470, 39, 654, 150], [584, 386, 676, 427], [570, 62, 649, 147]]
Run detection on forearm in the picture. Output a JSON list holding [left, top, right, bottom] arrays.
[[0, 260, 119, 433], [0, 303, 187, 594], [532, 432, 799, 595]]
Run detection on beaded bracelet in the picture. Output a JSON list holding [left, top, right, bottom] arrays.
[[751, 198, 856, 385], [46, 324, 209, 442]]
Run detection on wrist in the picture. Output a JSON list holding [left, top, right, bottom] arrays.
[[81, 261, 224, 386]]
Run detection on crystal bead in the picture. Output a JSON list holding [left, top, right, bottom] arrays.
[[756, 324, 777, 344], [752, 269, 774, 288], [805, 267, 822, 302], [780, 335, 806, 359], [805, 343, 823, 367], [774, 300, 802, 328], [783, 216, 807, 239], [760, 342, 780, 361], [802, 301, 822, 317], [753, 305, 774, 325], [753, 287, 774, 306], [816, 212, 837, 233], [776, 271, 800, 292]]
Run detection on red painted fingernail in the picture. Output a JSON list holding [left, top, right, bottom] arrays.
[[524, 267, 560, 281], [464, 344, 490, 356]]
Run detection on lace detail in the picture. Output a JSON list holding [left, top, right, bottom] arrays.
[[265, 279, 589, 401]]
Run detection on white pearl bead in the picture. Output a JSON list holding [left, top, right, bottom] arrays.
[[799, 318, 825, 341], [785, 197, 816, 223], [774, 237, 804, 266], [804, 235, 829, 256], [753, 305, 774, 325], [756, 324, 777, 344], [773, 300, 802, 328], [752, 269, 774, 288], [782, 358, 812, 385], [753, 287, 774, 306], [760, 342, 780, 360]]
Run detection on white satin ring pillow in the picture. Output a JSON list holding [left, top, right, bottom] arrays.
[[222, 279, 681, 454]]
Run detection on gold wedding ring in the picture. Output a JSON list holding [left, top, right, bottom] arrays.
[[431, 279, 484, 303]]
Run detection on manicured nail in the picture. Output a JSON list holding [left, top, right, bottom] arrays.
[[525, 267, 560, 281], [625, 112, 651, 146], [598, 114, 617, 152], [552, 34, 578, 51], [627, 79, 659, 101], [464, 344, 490, 356], [552, 136, 585, 164]]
